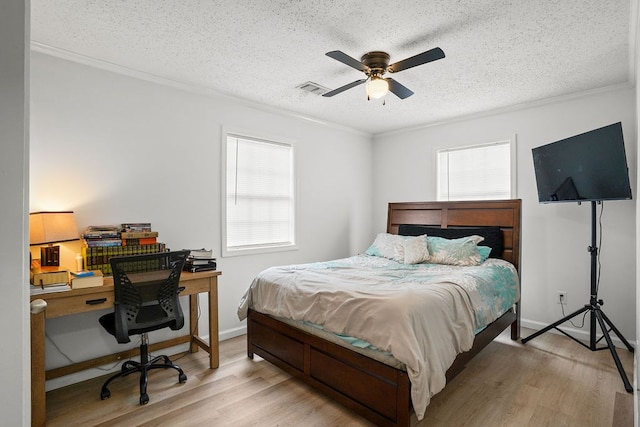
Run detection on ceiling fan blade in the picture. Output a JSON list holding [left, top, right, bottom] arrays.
[[386, 78, 414, 99], [387, 47, 445, 73], [322, 79, 367, 97], [326, 51, 370, 72]]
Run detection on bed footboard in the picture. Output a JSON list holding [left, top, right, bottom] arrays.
[[247, 307, 519, 426], [446, 307, 518, 380], [247, 309, 412, 427]]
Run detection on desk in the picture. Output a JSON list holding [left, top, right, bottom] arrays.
[[30, 270, 221, 427]]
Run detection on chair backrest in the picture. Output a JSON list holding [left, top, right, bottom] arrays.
[[110, 250, 189, 343]]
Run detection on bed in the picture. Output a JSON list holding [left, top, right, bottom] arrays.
[[239, 199, 521, 426]]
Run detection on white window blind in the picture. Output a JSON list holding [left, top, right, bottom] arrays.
[[437, 141, 512, 201], [225, 135, 295, 254]]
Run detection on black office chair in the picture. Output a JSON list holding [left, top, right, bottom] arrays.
[[99, 250, 190, 405]]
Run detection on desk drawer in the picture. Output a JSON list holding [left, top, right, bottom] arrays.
[[44, 291, 114, 318], [181, 276, 214, 294]]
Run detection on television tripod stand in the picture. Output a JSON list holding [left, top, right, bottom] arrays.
[[521, 201, 634, 393]]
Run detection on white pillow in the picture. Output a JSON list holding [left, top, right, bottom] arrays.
[[401, 235, 430, 264], [427, 235, 485, 266], [365, 233, 406, 262]]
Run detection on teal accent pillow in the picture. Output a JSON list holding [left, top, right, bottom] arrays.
[[427, 235, 484, 266], [478, 245, 492, 263], [398, 225, 502, 258]]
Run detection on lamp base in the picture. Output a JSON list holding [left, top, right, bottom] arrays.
[[41, 245, 60, 267]]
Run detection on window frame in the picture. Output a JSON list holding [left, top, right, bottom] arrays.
[[436, 136, 517, 201], [221, 129, 297, 257]]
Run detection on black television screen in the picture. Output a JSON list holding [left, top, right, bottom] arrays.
[[532, 122, 632, 203]]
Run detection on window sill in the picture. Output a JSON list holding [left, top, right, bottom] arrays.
[[222, 244, 298, 257]]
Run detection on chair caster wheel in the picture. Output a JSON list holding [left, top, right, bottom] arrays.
[[100, 389, 111, 400], [179, 373, 187, 383], [140, 394, 149, 405]]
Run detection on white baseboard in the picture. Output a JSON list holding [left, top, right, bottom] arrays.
[[220, 325, 247, 341], [194, 325, 248, 344], [223, 322, 639, 354], [46, 326, 249, 391], [521, 318, 637, 350], [223, 321, 637, 349], [224, 321, 637, 349]]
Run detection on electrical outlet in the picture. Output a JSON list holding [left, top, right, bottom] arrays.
[[557, 291, 567, 305]]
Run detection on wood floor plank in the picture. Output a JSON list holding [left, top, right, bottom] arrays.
[[45, 328, 633, 426], [612, 391, 634, 427]]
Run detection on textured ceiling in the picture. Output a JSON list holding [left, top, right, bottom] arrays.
[[31, 0, 633, 135]]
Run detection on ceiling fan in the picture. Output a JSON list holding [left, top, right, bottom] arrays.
[[322, 47, 445, 100]]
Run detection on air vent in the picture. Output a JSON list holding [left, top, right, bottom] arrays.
[[296, 81, 330, 96]]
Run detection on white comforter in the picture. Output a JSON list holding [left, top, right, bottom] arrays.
[[238, 255, 518, 420]]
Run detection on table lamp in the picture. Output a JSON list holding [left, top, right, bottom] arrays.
[[30, 211, 80, 267]]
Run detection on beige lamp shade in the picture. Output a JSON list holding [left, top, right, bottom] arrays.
[[29, 211, 80, 245]]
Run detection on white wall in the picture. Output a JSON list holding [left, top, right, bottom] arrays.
[[373, 86, 637, 343], [30, 52, 373, 389], [635, 2, 640, 422], [0, 1, 30, 425]]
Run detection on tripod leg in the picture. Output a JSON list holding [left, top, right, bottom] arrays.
[[598, 309, 634, 352], [594, 309, 633, 393], [521, 305, 590, 344]]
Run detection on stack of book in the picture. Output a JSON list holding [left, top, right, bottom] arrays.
[[70, 270, 104, 289], [30, 267, 70, 294], [82, 243, 167, 275], [81, 222, 166, 275], [82, 225, 121, 247], [184, 248, 216, 273], [121, 222, 158, 246]]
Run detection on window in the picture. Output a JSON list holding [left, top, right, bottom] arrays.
[[223, 133, 295, 256], [437, 140, 515, 201]]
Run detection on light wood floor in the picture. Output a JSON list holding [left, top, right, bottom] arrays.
[[45, 328, 634, 426]]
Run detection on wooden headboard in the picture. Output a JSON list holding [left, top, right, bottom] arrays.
[[386, 199, 522, 273]]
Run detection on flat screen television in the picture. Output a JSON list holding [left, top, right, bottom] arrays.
[[532, 122, 632, 203]]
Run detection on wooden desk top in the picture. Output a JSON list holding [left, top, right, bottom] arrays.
[[30, 270, 220, 300], [30, 270, 221, 318]]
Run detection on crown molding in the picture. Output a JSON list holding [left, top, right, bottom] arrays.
[[374, 82, 634, 139], [30, 41, 371, 138], [30, 41, 634, 141]]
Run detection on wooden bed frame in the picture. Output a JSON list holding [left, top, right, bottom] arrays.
[[247, 199, 522, 426]]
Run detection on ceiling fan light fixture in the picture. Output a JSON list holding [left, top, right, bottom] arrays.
[[366, 76, 388, 99], [324, 47, 444, 100]]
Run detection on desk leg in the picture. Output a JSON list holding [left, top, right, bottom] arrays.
[[189, 294, 199, 354], [30, 307, 46, 427], [209, 279, 219, 369]]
